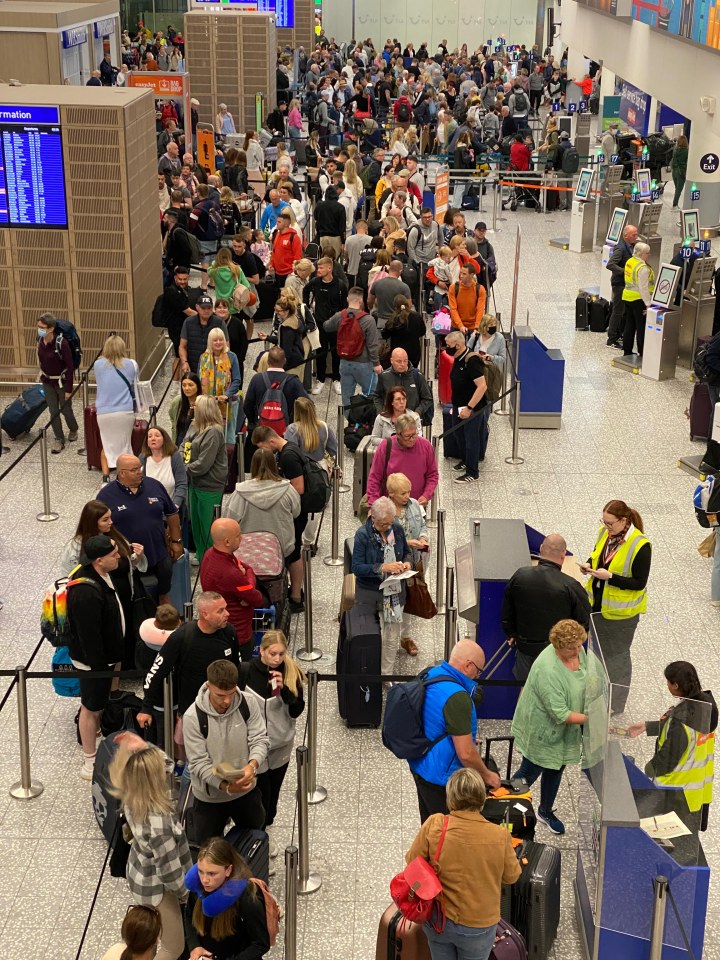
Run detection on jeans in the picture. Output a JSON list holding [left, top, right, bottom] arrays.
[[339, 359, 375, 414], [513, 757, 565, 816], [44, 380, 79, 442], [451, 405, 489, 477], [425, 917, 497, 960]]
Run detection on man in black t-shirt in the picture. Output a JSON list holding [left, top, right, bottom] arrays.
[[230, 234, 262, 285], [445, 330, 489, 484], [136, 591, 241, 728], [252, 425, 308, 614], [162, 265, 199, 357]]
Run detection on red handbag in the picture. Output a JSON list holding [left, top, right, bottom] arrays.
[[390, 816, 449, 932]]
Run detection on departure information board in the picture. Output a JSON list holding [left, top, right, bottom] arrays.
[[0, 105, 68, 228]]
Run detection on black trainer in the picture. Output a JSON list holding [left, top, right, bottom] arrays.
[[452, 462, 467, 471], [453, 474, 478, 484]]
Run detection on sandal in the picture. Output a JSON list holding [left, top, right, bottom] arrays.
[[401, 638, 419, 657]]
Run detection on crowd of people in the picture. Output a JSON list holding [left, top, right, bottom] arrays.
[[27, 25, 718, 960]]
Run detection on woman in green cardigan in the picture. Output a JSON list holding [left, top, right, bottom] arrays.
[[511, 619, 588, 836]]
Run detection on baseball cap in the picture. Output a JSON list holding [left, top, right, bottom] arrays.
[[80, 534, 116, 565], [190, 98, 199, 106], [196, 294, 214, 308], [476, 221, 487, 230], [560, 131, 570, 140]]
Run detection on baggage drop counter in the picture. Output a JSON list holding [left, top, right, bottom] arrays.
[[575, 621, 710, 960], [455, 519, 584, 719]]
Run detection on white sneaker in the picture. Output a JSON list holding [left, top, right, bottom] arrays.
[[268, 831, 279, 859], [333, 381, 342, 395], [311, 379, 324, 395], [190, 554, 200, 567], [269, 861, 276, 877], [80, 754, 96, 781]]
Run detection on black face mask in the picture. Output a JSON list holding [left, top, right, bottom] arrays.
[[488, 326, 497, 334], [445, 346, 457, 357]]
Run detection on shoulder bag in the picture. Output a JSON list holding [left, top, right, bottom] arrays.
[[390, 815, 449, 931]]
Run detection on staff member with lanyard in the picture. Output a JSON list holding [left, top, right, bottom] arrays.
[[580, 499, 651, 715], [443, 330, 489, 485]]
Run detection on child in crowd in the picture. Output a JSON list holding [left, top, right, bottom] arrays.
[[137, 603, 182, 672], [427, 245, 453, 311], [251, 228, 271, 267]]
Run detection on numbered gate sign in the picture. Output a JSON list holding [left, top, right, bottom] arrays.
[[568, 103, 577, 114], [680, 246, 694, 259]]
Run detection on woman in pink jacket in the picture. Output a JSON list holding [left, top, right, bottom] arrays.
[[288, 98, 303, 141]]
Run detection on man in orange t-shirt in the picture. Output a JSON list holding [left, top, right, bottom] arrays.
[[448, 263, 486, 332]]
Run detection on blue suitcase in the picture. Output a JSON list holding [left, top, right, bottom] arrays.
[[1, 385, 47, 439], [169, 548, 191, 613]]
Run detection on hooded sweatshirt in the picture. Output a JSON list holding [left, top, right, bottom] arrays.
[[238, 658, 305, 769], [225, 478, 301, 556], [183, 684, 270, 804]]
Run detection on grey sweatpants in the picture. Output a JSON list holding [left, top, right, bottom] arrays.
[[592, 613, 639, 714]]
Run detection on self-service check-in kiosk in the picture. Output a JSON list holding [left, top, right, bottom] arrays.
[[640, 262, 682, 381], [678, 255, 718, 368], [627, 199, 663, 275], [599, 207, 628, 302], [596, 166, 626, 249], [570, 167, 597, 254]]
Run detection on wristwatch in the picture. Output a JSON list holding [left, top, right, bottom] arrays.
[[248, 759, 259, 772], [171, 538, 183, 544]]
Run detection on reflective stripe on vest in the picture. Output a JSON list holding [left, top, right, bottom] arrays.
[[622, 257, 655, 302], [586, 527, 649, 619], [654, 724, 715, 812]]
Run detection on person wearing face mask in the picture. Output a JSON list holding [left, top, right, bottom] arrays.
[[444, 330, 489, 484], [579, 499, 651, 715], [36, 313, 79, 454], [184, 837, 271, 959], [467, 313, 506, 375], [238, 631, 306, 864]]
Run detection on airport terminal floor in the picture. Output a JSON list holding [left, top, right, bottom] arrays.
[[1, 143, 719, 958]]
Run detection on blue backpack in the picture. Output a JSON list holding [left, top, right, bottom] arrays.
[[382, 670, 463, 760], [694, 476, 720, 528], [54, 318, 83, 370], [52, 646, 81, 697]]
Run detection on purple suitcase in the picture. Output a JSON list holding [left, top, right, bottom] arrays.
[[491, 920, 528, 960]]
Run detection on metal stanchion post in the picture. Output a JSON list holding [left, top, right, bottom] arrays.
[[162, 675, 177, 795], [505, 379, 525, 465], [420, 336, 431, 379], [236, 432, 246, 484], [323, 467, 344, 566], [213, 503, 222, 521], [78, 372, 90, 456], [335, 404, 350, 493], [36, 430, 59, 523], [648, 876, 668, 960], [183, 601, 194, 622], [296, 746, 322, 894], [445, 565, 455, 611], [284, 845, 299, 960], [9, 666, 43, 800], [423, 381, 433, 440], [427, 437, 439, 527], [298, 545, 322, 661], [435, 510, 446, 614], [305, 669, 327, 803], [443, 606, 458, 662]]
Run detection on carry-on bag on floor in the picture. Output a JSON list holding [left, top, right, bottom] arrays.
[[83, 404, 146, 470], [575, 293, 591, 331], [376, 905, 431, 960], [344, 536, 355, 575], [482, 736, 536, 841], [337, 604, 382, 728], [589, 297, 610, 333], [490, 920, 528, 960], [690, 383, 713, 441], [224, 825, 271, 885], [353, 435, 384, 514], [1, 385, 47, 439], [511, 840, 561, 960], [545, 184, 560, 212], [169, 547, 191, 613]]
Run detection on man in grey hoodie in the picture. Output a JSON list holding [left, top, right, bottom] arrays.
[[183, 659, 270, 843]]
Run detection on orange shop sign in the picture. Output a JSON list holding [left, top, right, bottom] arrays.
[[127, 74, 185, 96]]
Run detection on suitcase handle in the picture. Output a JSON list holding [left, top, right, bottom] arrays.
[[484, 736, 515, 780]]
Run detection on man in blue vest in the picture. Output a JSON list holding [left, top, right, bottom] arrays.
[[409, 639, 501, 822]]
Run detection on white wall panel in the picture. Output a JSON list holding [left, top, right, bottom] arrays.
[[431, 0, 459, 51], [483, 0, 512, 47], [458, 0, 488, 53], [381, 0, 409, 44], [356, 0, 382, 45], [509, 0, 538, 50], [406, 0, 434, 49]]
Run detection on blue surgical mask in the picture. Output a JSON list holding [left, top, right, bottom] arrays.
[[38, 326, 48, 337]]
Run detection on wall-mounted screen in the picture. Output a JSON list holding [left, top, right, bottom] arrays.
[[0, 105, 67, 229], [651, 263, 681, 310], [191, 0, 294, 27], [682, 209, 700, 242]]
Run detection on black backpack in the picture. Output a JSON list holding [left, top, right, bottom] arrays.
[[151, 293, 166, 328], [397, 101, 411, 123], [382, 670, 464, 759], [561, 146, 579, 175], [693, 340, 720, 386], [513, 90, 528, 112], [301, 454, 332, 513], [54, 318, 83, 370]]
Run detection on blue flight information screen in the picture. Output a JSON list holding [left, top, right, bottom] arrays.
[[0, 105, 68, 228]]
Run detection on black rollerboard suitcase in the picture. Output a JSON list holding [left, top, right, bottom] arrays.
[[337, 604, 382, 727], [512, 840, 561, 960], [575, 293, 591, 331], [589, 297, 610, 332]]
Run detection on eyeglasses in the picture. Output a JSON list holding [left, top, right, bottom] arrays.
[[465, 658, 483, 677], [601, 517, 622, 528]]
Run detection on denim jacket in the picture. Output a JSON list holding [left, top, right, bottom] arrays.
[[351, 518, 410, 591]]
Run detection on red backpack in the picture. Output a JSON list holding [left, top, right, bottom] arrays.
[[336, 309, 366, 360], [258, 374, 290, 436]]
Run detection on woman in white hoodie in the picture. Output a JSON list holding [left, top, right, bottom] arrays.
[[225, 449, 300, 561]]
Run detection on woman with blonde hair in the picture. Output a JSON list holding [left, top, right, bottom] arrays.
[[343, 158, 365, 206], [184, 837, 270, 958], [284, 257, 315, 303], [383, 215, 406, 255], [257, 294, 305, 374], [285, 396, 337, 549], [109, 732, 192, 960], [208, 246, 249, 305], [468, 313, 507, 374], [197, 328, 241, 442], [93, 334, 139, 482], [287, 97, 303, 140], [368, 247, 391, 291], [238, 629, 306, 859], [183, 395, 228, 563], [403, 125, 420, 156]]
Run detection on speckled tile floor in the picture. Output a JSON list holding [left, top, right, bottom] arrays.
[[0, 130, 718, 959]]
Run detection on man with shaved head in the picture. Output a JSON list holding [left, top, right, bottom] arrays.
[[408, 638, 501, 821], [502, 533, 592, 682], [199, 518, 264, 660]]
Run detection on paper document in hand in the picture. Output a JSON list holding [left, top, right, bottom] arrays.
[[639, 811, 692, 840], [383, 570, 417, 587]]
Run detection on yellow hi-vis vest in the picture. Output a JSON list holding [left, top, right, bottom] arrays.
[[654, 723, 715, 812], [586, 527, 649, 619], [622, 256, 655, 302]]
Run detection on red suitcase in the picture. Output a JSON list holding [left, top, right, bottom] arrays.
[[376, 906, 431, 960], [438, 349, 454, 404], [689, 383, 712, 441], [83, 405, 147, 470]]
